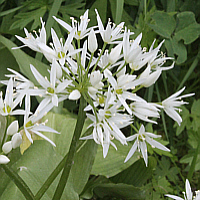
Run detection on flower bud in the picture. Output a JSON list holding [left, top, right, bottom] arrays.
[[0, 155, 10, 164], [2, 141, 12, 154], [11, 133, 22, 149], [69, 89, 81, 100], [88, 29, 97, 53], [7, 120, 19, 136], [108, 42, 122, 64]]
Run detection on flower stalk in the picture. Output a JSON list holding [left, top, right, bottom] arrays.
[[52, 95, 86, 199]]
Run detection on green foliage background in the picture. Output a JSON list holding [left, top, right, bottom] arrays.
[[0, 0, 200, 199]]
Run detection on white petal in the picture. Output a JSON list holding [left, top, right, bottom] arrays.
[[7, 120, 19, 135], [185, 179, 193, 200], [88, 28, 97, 53], [11, 132, 22, 149], [165, 194, 184, 200], [124, 140, 137, 163], [0, 155, 10, 164], [2, 141, 12, 154], [69, 90, 81, 100]]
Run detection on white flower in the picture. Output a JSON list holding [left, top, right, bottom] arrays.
[[2, 141, 12, 154], [130, 101, 161, 124], [53, 10, 91, 40], [69, 89, 81, 100], [38, 28, 76, 65], [0, 155, 10, 164], [125, 124, 170, 166], [81, 88, 131, 157], [6, 120, 19, 136], [0, 78, 25, 116], [88, 28, 98, 53], [23, 101, 59, 146], [29, 63, 72, 106], [95, 9, 124, 43], [88, 71, 104, 99], [162, 87, 195, 126], [13, 17, 46, 52], [104, 69, 143, 114], [165, 179, 199, 200]]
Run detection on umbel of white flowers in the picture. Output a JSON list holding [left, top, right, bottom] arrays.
[[0, 9, 194, 166]]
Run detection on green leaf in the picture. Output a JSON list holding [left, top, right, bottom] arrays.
[[43, 111, 97, 195], [174, 106, 190, 136], [89, 0, 107, 26], [93, 183, 145, 199], [10, 7, 47, 31], [91, 141, 140, 177], [0, 45, 19, 86], [0, 5, 23, 17], [0, 35, 50, 84], [0, 141, 79, 200], [148, 11, 176, 38], [165, 38, 187, 64], [115, 0, 124, 24], [110, 157, 157, 187], [174, 11, 200, 44]]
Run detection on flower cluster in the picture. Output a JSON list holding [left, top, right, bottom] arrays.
[[0, 9, 194, 166]]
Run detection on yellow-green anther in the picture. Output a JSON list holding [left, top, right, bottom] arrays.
[[116, 88, 123, 95], [58, 51, 65, 59], [138, 134, 145, 142], [47, 87, 54, 94], [99, 96, 105, 104], [25, 121, 34, 128], [105, 110, 111, 119], [77, 31, 81, 36], [3, 105, 11, 113]]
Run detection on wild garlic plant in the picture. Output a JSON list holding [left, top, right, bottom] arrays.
[[0, 9, 194, 197]]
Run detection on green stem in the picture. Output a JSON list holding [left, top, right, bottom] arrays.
[[187, 142, 200, 181], [92, 43, 107, 72], [0, 165, 35, 200], [35, 154, 67, 200], [52, 96, 86, 199]]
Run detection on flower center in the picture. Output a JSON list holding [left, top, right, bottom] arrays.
[[105, 110, 111, 119], [25, 121, 34, 128], [115, 88, 123, 95], [3, 105, 11, 113], [47, 87, 54, 94], [58, 51, 65, 59], [138, 134, 145, 142], [98, 96, 105, 104]]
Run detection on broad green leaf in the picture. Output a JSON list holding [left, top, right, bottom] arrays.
[[0, 141, 79, 200], [148, 11, 176, 38], [165, 38, 187, 64], [0, 35, 50, 84], [174, 12, 200, 44], [110, 157, 157, 187], [0, 45, 19, 85], [91, 141, 140, 177], [71, 140, 97, 194], [44, 111, 97, 194], [93, 183, 145, 199]]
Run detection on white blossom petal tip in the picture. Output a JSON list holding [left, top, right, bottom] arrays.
[[69, 89, 81, 100], [0, 155, 10, 164]]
